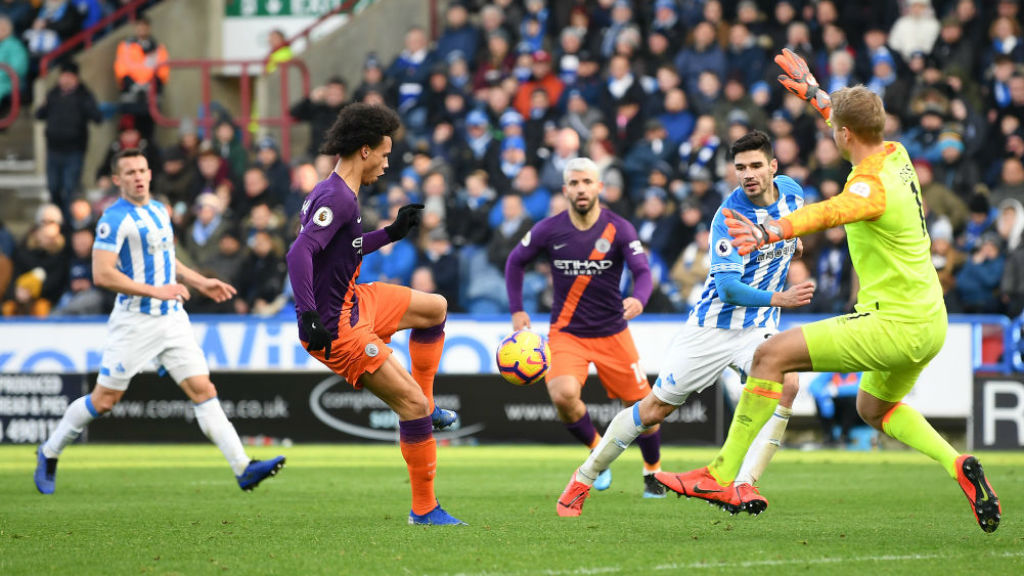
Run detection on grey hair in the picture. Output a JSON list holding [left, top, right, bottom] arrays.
[[562, 157, 601, 184]]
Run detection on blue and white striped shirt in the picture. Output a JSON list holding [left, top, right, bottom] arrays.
[[689, 175, 804, 330], [93, 198, 180, 315]]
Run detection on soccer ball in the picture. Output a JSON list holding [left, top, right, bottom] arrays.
[[495, 329, 551, 386]]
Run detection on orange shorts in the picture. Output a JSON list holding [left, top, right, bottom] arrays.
[[303, 282, 412, 387], [546, 328, 650, 402]]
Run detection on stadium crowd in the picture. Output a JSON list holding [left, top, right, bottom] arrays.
[[1, 0, 1023, 321]]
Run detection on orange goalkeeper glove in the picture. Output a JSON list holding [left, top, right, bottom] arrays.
[[774, 48, 832, 126], [722, 208, 792, 256]]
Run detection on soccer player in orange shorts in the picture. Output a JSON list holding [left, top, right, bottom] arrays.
[[285, 103, 464, 526], [505, 157, 662, 498]]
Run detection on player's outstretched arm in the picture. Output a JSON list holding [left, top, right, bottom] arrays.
[[93, 249, 189, 300], [775, 48, 832, 126], [175, 258, 237, 303]]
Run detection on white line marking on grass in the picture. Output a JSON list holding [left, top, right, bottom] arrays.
[[444, 550, 1024, 576]]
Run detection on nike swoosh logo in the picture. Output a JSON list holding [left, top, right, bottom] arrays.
[[553, 243, 567, 250], [357, 217, 362, 223], [692, 486, 723, 494]]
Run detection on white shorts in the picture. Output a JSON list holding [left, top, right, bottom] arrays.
[[97, 307, 209, 391], [652, 324, 776, 406]]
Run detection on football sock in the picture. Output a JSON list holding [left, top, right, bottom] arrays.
[[43, 395, 99, 458], [636, 427, 662, 474], [709, 376, 783, 485], [410, 318, 446, 413], [399, 416, 437, 515], [193, 397, 250, 476], [736, 405, 791, 485], [565, 409, 601, 449], [882, 402, 960, 478], [578, 404, 649, 485]]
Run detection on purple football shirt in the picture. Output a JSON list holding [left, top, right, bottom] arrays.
[[506, 209, 652, 338], [286, 172, 389, 340]]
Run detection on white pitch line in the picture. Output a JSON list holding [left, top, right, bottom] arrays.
[[443, 550, 1024, 576]]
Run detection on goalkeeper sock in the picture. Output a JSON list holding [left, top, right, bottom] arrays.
[[194, 397, 250, 476], [636, 427, 662, 474], [736, 405, 791, 485], [709, 376, 783, 485], [882, 402, 960, 478], [399, 416, 437, 515], [410, 319, 446, 413], [565, 409, 601, 449], [43, 395, 99, 458], [578, 404, 648, 485]]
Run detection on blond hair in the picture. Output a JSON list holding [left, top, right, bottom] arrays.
[[831, 86, 885, 144]]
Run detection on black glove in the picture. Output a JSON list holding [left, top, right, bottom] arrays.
[[384, 203, 424, 241], [300, 310, 331, 360]]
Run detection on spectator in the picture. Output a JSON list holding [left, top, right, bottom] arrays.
[[95, 115, 159, 182], [903, 104, 947, 163], [514, 49, 564, 118], [491, 164, 548, 226], [435, 2, 478, 65], [669, 222, 710, 310], [931, 130, 979, 197], [491, 134, 527, 196], [0, 1, 32, 38], [235, 229, 286, 315], [186, 227, 243, 314], [888, 0, 940, 62], [999, 198, 1024, 316], [658, 87, 695, 145], [725, 23, 765, 89], [982, 16, 1024, 74], [457, 108, 501, 178], [539, 127, 580, 194], [953, 232, 1006, 313], [233, 166, 279, 218], [0, 14, 27, 116], [866, 49, 912, 120], [189, 142, 232, 207], [3, 203, 68, 316], [676, 115, 725, 185], [812, 226, 855, 314], [52, 226, 107, 315], [36, 61, 100, 222], [264, 28, 292, 74], [209, 119, 246, 183], [418, 228, 461, 312], [284, 162, 318, 221], [181, 192, 228, 270], [932, 17, 975, 76], [253, 135, 291, 203], [559, 89, 601, 143], [931, 217, 963, 298], [675, 21, 725, 97], [448, 169, 493, 248], [0, 219, 13, 298], [22, 0, 82, 62], [916, 159, 969, 233], [473, 29, 513, 92], [712, 79, 767, 140], [623, 120, 674, 201], [486, 194, 531, 270], [153, 146, 197, 210], [113, 16, 168, 140], [386, 26, 434, 135], [991, 157, 1024, 206], [289, 76, 346, 160], [352, 52, 389, 105]]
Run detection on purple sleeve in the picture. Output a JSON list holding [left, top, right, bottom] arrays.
[[361, 228, 391, 254], [286, 234, 318, 314], [620, 222, 653, 307], [504, 225, 544, 314]]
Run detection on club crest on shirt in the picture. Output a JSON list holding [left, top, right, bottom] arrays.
[[365, 343, 379, 357], [313, 207, 333, 227], [595, 238, 611, 253], [97, 222, 111, 239], [716, 238, 732, 257]]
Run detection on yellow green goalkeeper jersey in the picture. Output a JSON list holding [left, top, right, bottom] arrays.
[[781, 142, 944, 321], [841, 142, 944, 320]]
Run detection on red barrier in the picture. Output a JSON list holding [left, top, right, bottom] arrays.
[[40, 0, 152, 77], [0, 62, 20, 130]]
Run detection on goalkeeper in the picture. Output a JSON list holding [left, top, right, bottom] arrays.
[[657, 49, 1001, 534]]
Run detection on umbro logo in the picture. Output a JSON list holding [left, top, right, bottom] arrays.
[[553, 243, 567, 250]]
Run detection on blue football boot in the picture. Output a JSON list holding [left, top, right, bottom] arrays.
[[593, 468, 612, 491], [431, 405, 458, 430], [408, 503, 467, 526], [237, 456, 286, 491], [34, 445, 57, 495]]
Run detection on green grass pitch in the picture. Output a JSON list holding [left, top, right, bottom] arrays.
[[1, 445, 1021, 575]]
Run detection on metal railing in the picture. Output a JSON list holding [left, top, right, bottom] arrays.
[[146, 58, 311, 161], [39, 0, 153, 76], [0, 63, 20, 130], [266, 0, 362, 68]]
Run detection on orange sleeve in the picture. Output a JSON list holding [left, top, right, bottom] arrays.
[[113, 42, 129, 81], [155, 45, 169, 83], [781, 175, 887, 237]]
